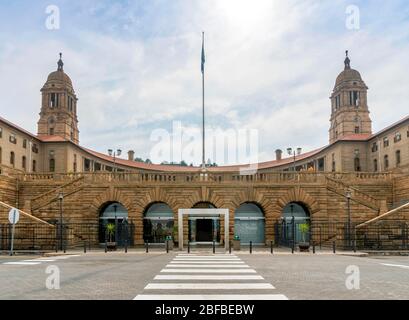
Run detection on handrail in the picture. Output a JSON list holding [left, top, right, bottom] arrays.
[[356, 201, 409, 229], [0, 201, 54, 226]]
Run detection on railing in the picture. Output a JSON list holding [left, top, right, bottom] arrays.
[[30, 176, 84, 211], [13, 171, 396, 185], [326, 177, 380, 211], [274, 220, 409, 251]]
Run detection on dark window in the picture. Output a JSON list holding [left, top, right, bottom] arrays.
[[394, 132, 402, 143], [50, 93, 59, 108], [383, 137, 389, 148], [372, 142, 378, 152], [0, 127, 2, 138], [84, 158, 91, 171], [23, 139, 27, 148], [373, 159, 378, 172], [10, 151, 15, 167], [0, 147, 2, 164], [396, 150, 401, 166], [354, 157, 361, 172], [22, 156, 26, 170], [49, 158, 55, 172], [384, 155, 389, 170], [32, 160, 36, 172], [9, 134, 17, 144], [355, 126, 360, 134], [49, 128, 54, 135], [32, 144, 38, 154]]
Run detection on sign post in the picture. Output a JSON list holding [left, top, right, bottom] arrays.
[[8, 208, 20, 256]]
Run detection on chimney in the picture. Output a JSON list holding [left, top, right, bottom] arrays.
[[127, 150, 135, 161], [275, 149, 282, 161]]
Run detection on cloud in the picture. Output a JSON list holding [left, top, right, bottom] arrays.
[[0, 0, 409, 165]]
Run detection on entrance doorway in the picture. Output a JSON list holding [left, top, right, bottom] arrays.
[[196, 219, 213, 242]]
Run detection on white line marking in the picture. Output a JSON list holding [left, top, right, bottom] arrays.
[[166, 264, 249, 268], [144, 283, 275, 290], [177, 255, 237, 258], [174, 257, 241, 260], [3, 262, 42, 265], [161, 269, 257, 273], [134, 294, 288, 300], [154, 275, 264, 280], [381, 263, 409, 269], [170, 261, 245, 264], [23, 259, 56, 262]]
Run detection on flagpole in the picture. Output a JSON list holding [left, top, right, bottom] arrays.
[[201, 31, 205, 169]]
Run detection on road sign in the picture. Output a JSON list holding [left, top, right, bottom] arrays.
[[8, 208, 20, 224], [8, 208, 19, 256]]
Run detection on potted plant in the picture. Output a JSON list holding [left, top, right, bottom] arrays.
[[298, 223, 310, 252], [165, 235, 174, 250], [233, 235, 241, 251], [106, 223, 117, 250]]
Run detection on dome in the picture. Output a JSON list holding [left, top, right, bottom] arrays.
[[46, 70, 73, 87], [335, 68, 362, 87]]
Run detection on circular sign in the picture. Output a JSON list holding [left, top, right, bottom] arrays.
[[8, 208, 20, 224]]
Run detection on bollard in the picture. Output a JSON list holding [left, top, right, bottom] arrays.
[[84, 241, 86, 254], [166, 240, 169, 253], [250, 241, 253, 254], [213, 241, 216, 254], [125, 239, 128, 253], [188, 241, 190, 254], [292, 241, 294, 254], [271, 241, 273, 254], [105, 240, 107, 253], [313, 243, 315, 254], [145, 242, 149, 253], [333, 241, 336, 254], [55, 241, 58, 253], [353, 240, 356, 253], [229, 241, 232, 254]]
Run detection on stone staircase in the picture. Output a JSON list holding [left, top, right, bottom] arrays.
[[325, 177, 381, 212], [30, 176, 84, 212]]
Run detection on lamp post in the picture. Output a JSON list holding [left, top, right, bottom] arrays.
[[58, 192, 64, 251], [346, 190, 352, 248], [287, 147, 302, 172], [113, 204, 118, 245], [108, 149, 122, 172]]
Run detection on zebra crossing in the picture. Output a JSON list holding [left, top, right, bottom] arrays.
[[2, 254, 80, 266], [134, 253, 288, 300]]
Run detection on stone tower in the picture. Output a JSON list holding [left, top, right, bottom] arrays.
[[329, 51, 372, 144], [37, 53, 79, 144]]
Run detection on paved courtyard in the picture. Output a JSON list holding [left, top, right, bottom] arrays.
[[0, 250, 409, 300]]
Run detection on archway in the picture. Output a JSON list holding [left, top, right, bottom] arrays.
[[279, 202, 311, 246], [143, 202, 174, 244], [189, 202, 220, 243], [98, 202, 129, 245], [234, 203, 265, 244]]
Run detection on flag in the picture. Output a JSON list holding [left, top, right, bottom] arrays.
[[201, 33, 205, 74]]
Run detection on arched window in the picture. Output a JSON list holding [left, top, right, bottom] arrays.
[[373, 159, 378, 172], [143, 203, 174, 243], [235, 203, 265, 244], [49, 158, 55, 172], [32, 160, 36, 172], [384, 155, 389, 170], [22, 156, 26, 171], [99, 203, 129, 245], [280, 202, 311, 246], [10, 152, 15, 167]]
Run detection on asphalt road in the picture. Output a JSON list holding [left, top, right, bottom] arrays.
[[0, 251, 408, 300]]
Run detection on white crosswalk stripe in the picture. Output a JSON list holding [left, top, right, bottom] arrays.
[[134, 253, 288, 300]]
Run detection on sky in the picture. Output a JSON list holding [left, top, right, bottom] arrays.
[[0, 0, 409, 165]]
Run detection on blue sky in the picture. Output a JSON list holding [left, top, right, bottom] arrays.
[[1, 0, 409, 164]]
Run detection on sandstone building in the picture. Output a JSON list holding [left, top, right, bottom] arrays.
[[1, 52, 409, 249]]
